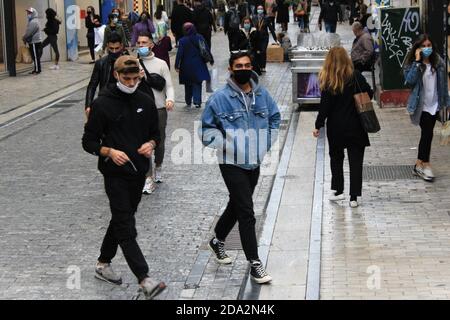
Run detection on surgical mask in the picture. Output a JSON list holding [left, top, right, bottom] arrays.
[[257, 9, 264, 15], [422, 47, 433, 58], [138, 46, 151, 57], [233, 69, 252, 85], [117, 80, 140, 94], [27, 14, 33, 20], [244, 23, 251, 31], [329, 2, 334, 5]]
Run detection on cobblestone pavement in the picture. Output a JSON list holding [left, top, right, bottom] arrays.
[[0, 27, 294, 299]]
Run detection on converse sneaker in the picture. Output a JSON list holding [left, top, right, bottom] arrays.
[[250, 260, 272, 284], [154, 167, 163, 183], [95, 262, 122, 285], [194, 104, 202, 109], [138, 277, 166, 300], [208, 238, 232, 264], [142, 177, 157, 194], [329, 192, 345, 201]]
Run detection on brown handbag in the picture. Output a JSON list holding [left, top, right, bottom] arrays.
[[353, 76, 380, 133]]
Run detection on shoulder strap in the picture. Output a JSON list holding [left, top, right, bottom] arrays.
[[139, 59, 151, 79]]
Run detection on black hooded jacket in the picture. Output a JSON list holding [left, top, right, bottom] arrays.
[[82, 84, 160, 178], [44, 8, 61, 36]]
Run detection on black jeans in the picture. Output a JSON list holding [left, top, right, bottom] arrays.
[[87, 33, 95, 61], [329, 145, 366, 197], [418, 111, 437, 162], [215, 165, 260, 261], [42, 35, 60, 63], [29, 42, 43, 73], [99, 176, 149, 283]]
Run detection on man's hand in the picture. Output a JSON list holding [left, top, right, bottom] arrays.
[[137, 142, 155, 158], [109, 148, 131, 166], [166, 100, 174, 111], [139, 69, 146, 79], [85, 107, 91, 122], [312, 129, 320, 138]]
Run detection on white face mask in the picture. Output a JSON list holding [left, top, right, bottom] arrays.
[[117, 80, 140, 94]]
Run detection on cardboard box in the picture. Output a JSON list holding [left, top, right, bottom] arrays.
[[266, 44, 284, 63]]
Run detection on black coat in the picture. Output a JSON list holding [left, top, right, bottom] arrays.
[[275, 0, 289, 23], [85, 14, 101, 35], [171, 4, 194, 38], [85, 51, 133, 108], [315, 71, 372, 149], [319, 2, 342, 25], [193, 6, 216, 37]]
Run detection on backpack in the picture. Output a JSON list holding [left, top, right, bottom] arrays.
[[229, 9, 240, 30]]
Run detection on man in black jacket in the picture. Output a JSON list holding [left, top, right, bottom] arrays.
[[85, 33, 127, 120], [318, 0, 342, 33], [193, 0, 216, 50], [171, 0, 194, 46], [82, 55, 166, 300], [224, 0, 241, 51]]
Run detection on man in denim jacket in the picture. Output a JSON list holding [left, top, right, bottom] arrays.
[[199, 51, 280, 284]]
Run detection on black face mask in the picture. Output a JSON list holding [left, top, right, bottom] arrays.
[[109, 51, 122, 60], [233, 69, 252, 85]]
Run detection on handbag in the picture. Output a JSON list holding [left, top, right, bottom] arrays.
[[353, 75, 381, 133], [190, 36, 214, 64], [139, 59, 166, 92]]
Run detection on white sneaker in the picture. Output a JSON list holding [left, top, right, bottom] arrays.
[[50, 65, 60, 70], [329, 193, 345, 201], [413, 165, 434, 182], [423, 166, 435, 179], [350, 201, 359, 208], [142, 177, 157, 194], [154, 167, 163, 183]]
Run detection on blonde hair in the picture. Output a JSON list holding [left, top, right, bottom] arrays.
[[319, 47, 354, 95]]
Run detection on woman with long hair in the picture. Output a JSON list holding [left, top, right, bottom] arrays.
[[403, 34, 450, 182], [85, 6, 101, 63], [131, 11, 156, 46], [313, 47, 373, 208]]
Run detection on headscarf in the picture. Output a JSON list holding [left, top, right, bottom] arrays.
[[183, 22, 196, 36]]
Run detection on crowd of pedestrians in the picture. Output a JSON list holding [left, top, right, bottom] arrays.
[[20, 0, 450, 300]]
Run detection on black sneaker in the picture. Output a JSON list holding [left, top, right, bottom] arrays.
[[194, 104, 202, 109], [250, 260, 272, 284], [208, 238, 232, 264]]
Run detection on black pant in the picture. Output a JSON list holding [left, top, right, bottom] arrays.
[[418, 111, 437, 162], [42, 35, 60, 63], [228, 31, 240, 52], [215, 165, 260, 261], [259, 37, 269, 69], [99, 176, 149, 283], [29, 42, 43, 73], [329, 145, 365, 197], [87, 33, 95, 61]]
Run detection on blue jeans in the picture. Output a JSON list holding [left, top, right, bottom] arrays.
[[325, 22, 337, 33], [298, 17, 305, 30], [185, 82, 202, 106]]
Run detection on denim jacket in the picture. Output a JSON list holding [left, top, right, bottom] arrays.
[[404, 56, 450, 125], [200, 72, 281, 170]]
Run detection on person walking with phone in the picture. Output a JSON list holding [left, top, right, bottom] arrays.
[[85, 6, 102, 63], [82, 55, 166, 299], [404, 34, 450, 182], [313, 47, 373, 208]]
